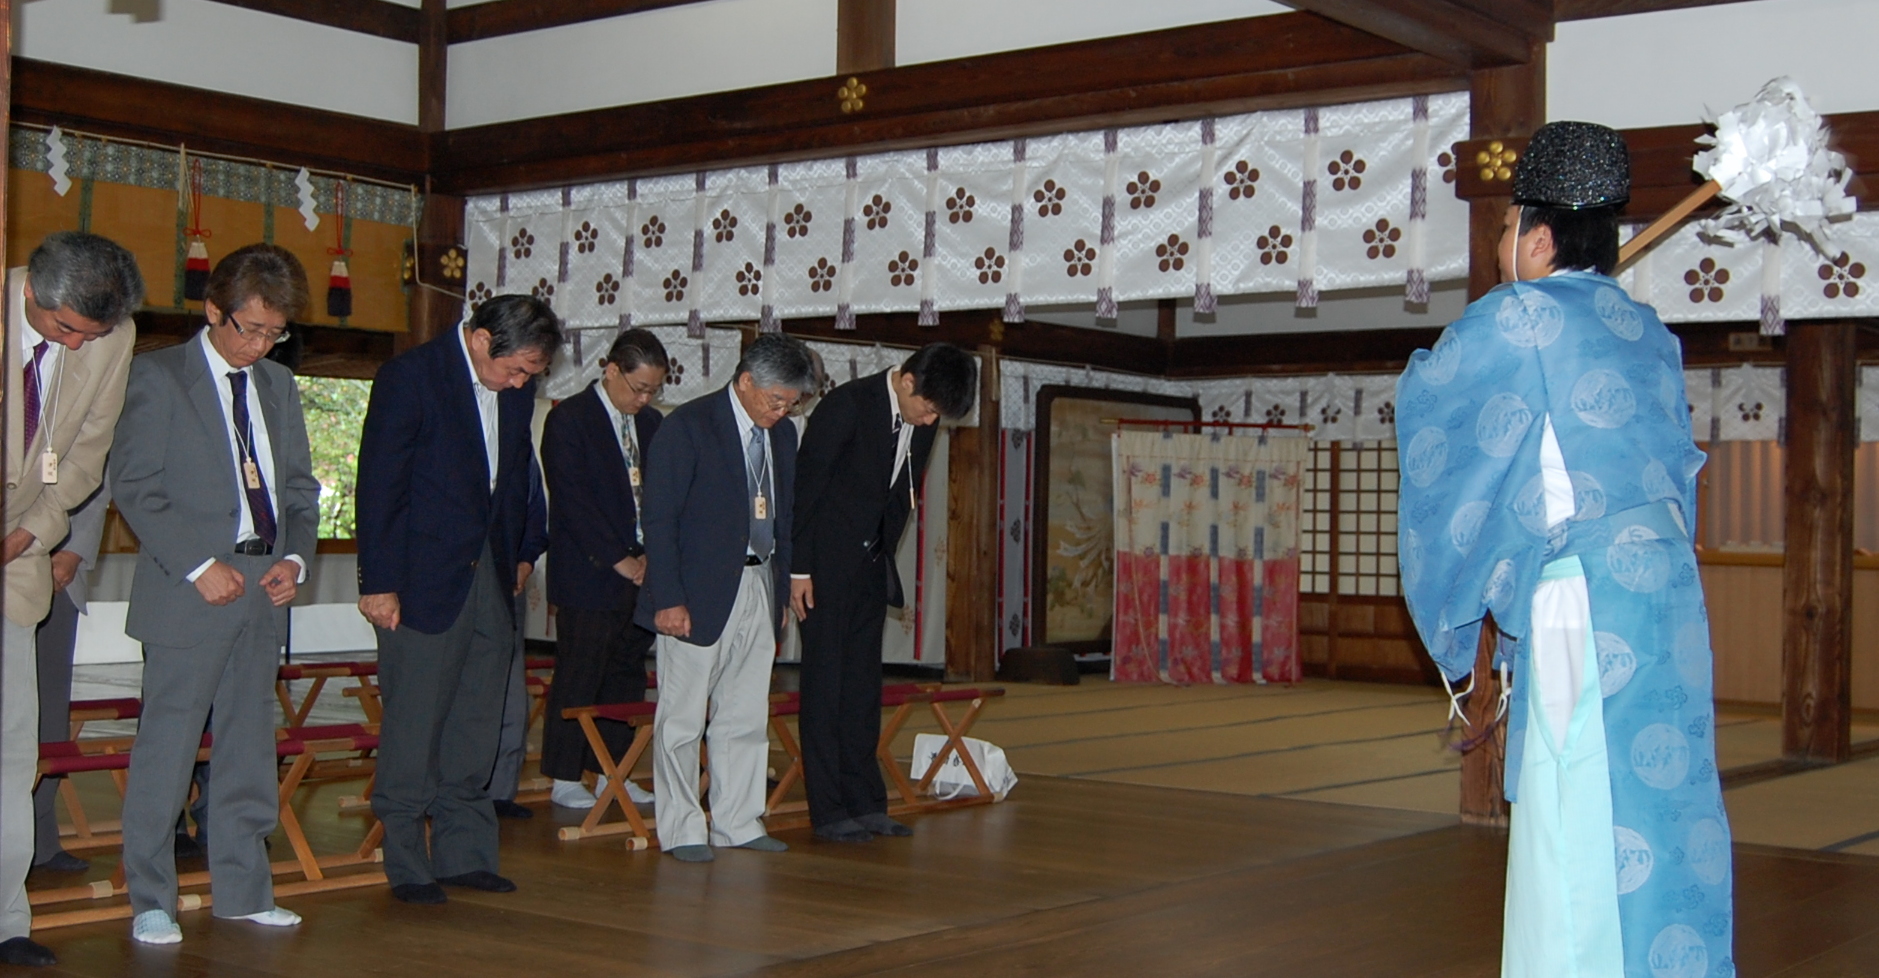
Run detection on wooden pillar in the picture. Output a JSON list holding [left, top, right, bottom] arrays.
[[1782, 320, 1856, 763], [405, 0, 460, 350], [837, 0, 896, 74], [1456, 44, 1543, 825], [944, 343, 999, 681], [406, 191, 466, 349], [1465, 45, 1545, 302]]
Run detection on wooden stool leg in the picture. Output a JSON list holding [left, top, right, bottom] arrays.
[[273, 751, 325, 880], [57, 777, 95, 844], [875, 704, 922, 806], [915, 699, 993, 798], [293, 677, 328, 727], [766, 716, 803, 813]]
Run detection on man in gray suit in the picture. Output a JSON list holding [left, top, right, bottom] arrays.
[[110, 245, 320, 946], [30, 485, 110, 874]]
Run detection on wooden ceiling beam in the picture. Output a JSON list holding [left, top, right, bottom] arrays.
[[445, 0, 714, 44], [11, 59, 427, 184], [201, 0, 420, 43], [1555, 0, 1756, 19], [433, 13, 1464, 194], [1275, 0, 1548, 67]]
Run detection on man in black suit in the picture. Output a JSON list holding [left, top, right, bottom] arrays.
[[638, 332, 814, 862], [540, 329, 666, 809], [111, 245, 321, 943], [355, 295, 560, 904], [789, 344, 977, 842]]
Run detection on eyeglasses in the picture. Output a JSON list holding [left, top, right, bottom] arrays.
[[755, 388, 800, 413], [222, 313, 291, 346]]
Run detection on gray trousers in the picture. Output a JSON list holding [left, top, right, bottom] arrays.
[[653, 565, 777, 849], [487, 595, 528, 802], [2, 619, 39, 940], [371, 550, 511, 887], [32, 591, 80, 862], [120, 553, 284, 919]]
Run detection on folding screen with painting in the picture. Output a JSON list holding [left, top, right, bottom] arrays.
[[1031, 387, 1198, 659]]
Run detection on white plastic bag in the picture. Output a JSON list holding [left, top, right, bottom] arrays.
[[910, 733, 1017, 802]]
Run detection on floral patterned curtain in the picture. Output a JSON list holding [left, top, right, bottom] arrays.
[[1112, 430, 1306, 684]]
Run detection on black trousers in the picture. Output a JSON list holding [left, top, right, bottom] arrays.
[[539, 601, 653, 782], [798, 561, 889, 827]]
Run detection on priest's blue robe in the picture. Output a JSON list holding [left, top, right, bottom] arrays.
[[1396, 271, 1734, 978]]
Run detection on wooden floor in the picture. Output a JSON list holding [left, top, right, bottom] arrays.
[[25, 772, 1879, 977]]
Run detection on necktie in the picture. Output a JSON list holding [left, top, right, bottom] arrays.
[[22, 341, 48, 448], [228, 371, 278, 548], [622, 418, 644, 545], [889, 412, 905, 487], [746, 425, 773, 559]]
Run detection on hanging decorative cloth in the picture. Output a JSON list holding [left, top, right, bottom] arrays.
[[182, 154, 212, 301], [328, 179, 354, 318]]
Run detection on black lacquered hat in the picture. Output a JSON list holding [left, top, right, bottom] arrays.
[[1511, 121, 1631, 209]]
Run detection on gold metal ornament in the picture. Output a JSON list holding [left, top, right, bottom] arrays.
[[1476, 141, 1519, 182], [838, 77, 868, 114]]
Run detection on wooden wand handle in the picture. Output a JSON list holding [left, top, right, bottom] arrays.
[[1617, 178, 1724, 268]]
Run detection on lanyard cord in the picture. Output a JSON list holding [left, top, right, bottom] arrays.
[[33, 344, 64, 451]]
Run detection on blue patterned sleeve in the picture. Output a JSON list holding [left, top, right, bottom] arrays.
[[1394, 284, 1555, 680]]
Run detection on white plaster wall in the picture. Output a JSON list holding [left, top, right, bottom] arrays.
[[1550, 0, 1879, 129], [17, 0, 419, 124], [447, 0, 837, 129], [896, 0, 1286, 66]]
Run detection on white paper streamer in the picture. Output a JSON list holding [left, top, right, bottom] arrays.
[[46, 127, 71, 197], [1694, 77, 1855, 252], [1760, 237, 1784, 336], [294, 168, 320, 232]]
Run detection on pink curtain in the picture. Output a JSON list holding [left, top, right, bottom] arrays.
[[1112, 430, 1306, 684]]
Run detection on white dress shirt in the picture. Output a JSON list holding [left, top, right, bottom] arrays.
[[596, 383, 638, 470], [727, 386, 771, 559], [458, 326, 500, 492], [886, 369, 915, 488], [186, 329, 306, 583]]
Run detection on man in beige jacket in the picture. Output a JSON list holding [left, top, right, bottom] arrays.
[[0, 232, 140, 968]]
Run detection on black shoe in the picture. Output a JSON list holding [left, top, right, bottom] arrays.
[[437, 870, 516, 893], [854, 812, 913, 837], [391, 882, 448, 905], [0, 936, 57, 966], [812, 818, 874, 843], [492, 799, 534, 819], [32, 850, 90, 873], [173, 832, 204, 860]]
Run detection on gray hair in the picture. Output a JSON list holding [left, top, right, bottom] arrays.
[[735, 333, 816, 392], [27, 232, 145, 326]]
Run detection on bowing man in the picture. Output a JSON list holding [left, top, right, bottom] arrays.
[[638, 332, 815, 862], [356, 295, 560, 904], [790, 343, 976, 842], [112, 244, 320, 944], [540, 329, 666, 809], [0, 232, 141, 969]]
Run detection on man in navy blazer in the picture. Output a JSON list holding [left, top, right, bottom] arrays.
[[636, 332, 815, 862], [539, 329, 667, 809], [355, 294, 560, 904]]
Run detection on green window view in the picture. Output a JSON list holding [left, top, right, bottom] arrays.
[[299, 376, 371, 540]]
